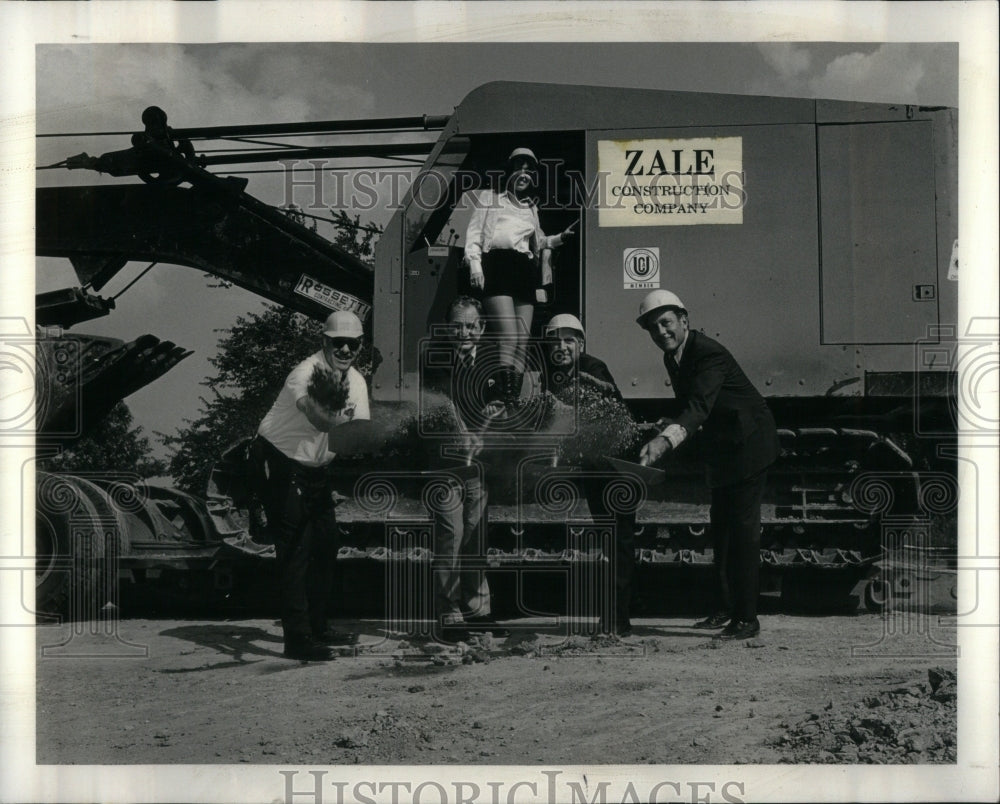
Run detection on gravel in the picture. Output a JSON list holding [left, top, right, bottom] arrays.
[[775, 667, 957, 763]]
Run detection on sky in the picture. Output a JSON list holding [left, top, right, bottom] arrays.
[[33, 40, 960, 457]]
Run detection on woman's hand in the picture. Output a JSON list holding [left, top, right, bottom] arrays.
[[560, 220, 578, 241], [468, 260, 485, 290]]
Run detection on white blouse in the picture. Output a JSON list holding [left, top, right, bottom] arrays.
[[464, 190, 563, 271]]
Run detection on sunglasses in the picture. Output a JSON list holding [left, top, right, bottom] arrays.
[[326, 337, 362, 352]]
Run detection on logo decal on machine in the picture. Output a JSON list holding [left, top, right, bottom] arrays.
[[623, 247, 660, 289], [294, 275, 372, 320], [598, 137, 745, 227]]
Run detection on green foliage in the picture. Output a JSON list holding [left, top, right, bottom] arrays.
[[40, 402, 167, 477]]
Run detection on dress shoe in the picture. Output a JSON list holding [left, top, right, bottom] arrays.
[[712, 618, 760, 640], [693, 611, 731, 629], [283, 639, 336, 661], [464, 615, 510, 638], [312, 628, 359, 646]]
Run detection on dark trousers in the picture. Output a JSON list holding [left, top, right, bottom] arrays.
[[252, 438, 337, 643], [709, 467, 768, 622], [581, 469, 637, 630]]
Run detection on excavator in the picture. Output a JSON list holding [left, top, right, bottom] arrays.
[[33, 83, 960, 623]]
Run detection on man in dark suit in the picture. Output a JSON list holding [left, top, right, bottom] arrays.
[[542, 313, 637, 637], [637, 290, 779, 640]]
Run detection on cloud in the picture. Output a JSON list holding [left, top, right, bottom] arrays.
[[34, 43, 382, 212], [750, 43, 954, 106], [756, 43, 812, 81], [809, 44, 925, 103], [36, 43, 376, 138]]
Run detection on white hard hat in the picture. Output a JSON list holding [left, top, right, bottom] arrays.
[[544, 313, 585, 339], [323, 310, 364, 338], [507, 147, 538, 166], [636, 290, 687, 326]]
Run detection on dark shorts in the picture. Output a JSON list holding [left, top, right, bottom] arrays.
[[482, 249, 538, 304]]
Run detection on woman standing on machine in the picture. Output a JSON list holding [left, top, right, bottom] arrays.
[[464, 147, 576, 408]]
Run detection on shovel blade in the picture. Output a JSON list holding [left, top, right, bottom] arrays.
[[605, 456, 666, 487]]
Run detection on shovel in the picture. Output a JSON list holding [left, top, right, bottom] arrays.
[[420, 405, 506, 480], [605, 456, 666, 487]]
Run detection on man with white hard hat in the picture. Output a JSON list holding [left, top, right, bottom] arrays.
[[254, 309, 371, 660], [636, 290, 779, 641], [542, 313, 621, 399], [542, 312, 637, 636]]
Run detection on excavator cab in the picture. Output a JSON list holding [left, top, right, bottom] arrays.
[[376, 129, 585, 403]]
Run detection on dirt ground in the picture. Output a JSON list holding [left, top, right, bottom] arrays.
[[35, 611, 957, 767]]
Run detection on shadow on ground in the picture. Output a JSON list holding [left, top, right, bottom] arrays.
[[157, 624, 283, 672]]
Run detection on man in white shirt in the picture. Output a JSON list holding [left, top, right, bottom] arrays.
[[254, 310, 371, 660]]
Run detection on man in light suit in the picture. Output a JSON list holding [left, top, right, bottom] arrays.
[[421, 296, 509, 642], [637, 290, 779, 640]]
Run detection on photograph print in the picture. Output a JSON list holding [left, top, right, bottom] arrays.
[[3, 5, 998, 804]]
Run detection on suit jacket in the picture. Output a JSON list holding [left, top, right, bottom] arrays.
[[665, 330, 778, 488], [542, 353, 623, 402]]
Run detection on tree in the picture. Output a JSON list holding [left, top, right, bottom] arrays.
[[160, 306, 324, 494], [329, 209, 380, 261], [40, 402, 167, 477], [161, 211, 382, 496]]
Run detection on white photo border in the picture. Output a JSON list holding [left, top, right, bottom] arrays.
[[2, 2, 997, 802]]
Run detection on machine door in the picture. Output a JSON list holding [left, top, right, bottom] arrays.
[[817, 121, 939, 345], [584, 124, 837, 399]]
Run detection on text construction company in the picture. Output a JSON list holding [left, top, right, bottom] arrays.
[[597, 137, 745, 226]]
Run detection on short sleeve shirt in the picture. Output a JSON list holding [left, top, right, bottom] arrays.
[[257, 351, 371, 467]]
